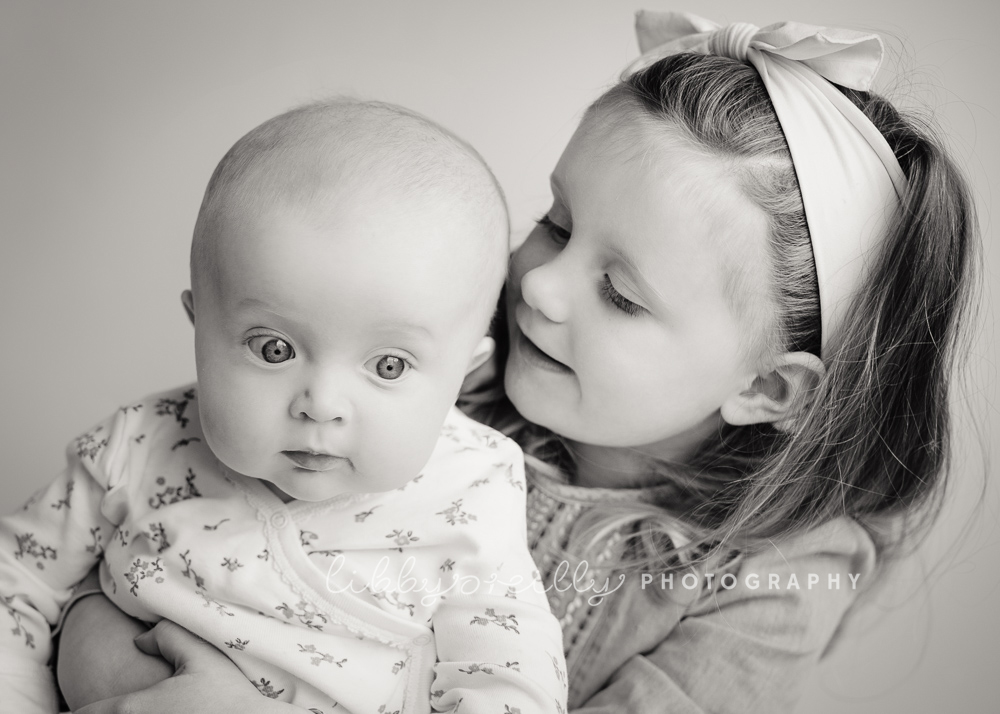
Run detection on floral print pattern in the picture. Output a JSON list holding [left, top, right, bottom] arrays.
[[0, 385, 566, 713]]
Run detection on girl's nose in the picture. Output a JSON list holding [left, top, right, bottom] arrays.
[[519, 258, 572, 324], [289, 373, 352, 423]]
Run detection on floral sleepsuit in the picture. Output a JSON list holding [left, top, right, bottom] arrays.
[[0, 385, 568, 714]]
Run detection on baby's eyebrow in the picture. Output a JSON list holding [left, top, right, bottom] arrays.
[[372, 321, 434, 342], [235, 297, 433, 334], [234, 297, 292, 319], [236, 297, 273, 310]]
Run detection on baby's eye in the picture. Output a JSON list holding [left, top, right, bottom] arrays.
[[366, 355, 410, 381], [247, 336, 295, 364], [537, 214, 571, 243]]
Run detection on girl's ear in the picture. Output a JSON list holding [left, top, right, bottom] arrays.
[[720, 352, 825, 432], [181, 290, 195, 326]]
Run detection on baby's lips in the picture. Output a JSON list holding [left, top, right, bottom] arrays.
[[283, 450, 351, 472]]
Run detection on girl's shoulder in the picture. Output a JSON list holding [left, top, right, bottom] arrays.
[[743, 517, 876, 573], [685, 517, 877, 654]]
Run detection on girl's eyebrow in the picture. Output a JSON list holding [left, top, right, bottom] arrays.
[[549, 173, 566, 200], [608, 243, 669, 309], [549, 163, 668, 308]]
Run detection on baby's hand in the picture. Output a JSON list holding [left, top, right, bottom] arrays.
[[57, 572, 172, 709]]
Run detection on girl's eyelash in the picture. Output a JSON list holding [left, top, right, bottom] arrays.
[[536, 214, 571, 242], [600, 275, 644, 317]]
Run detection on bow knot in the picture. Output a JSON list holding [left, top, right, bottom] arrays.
[[708, 22, 758, 63], [628, 10, 907, 356], [632, 10, 886, 91]]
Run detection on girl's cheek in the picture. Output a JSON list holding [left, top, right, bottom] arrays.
[[599, 330, 665, 390], [508, 246, 533, 292], [512, 228, 555, 277]]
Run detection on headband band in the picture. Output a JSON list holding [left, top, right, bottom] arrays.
[[628, 11, 908, 356]]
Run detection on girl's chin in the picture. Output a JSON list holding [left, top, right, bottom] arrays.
[[504, 367, 574, 432]]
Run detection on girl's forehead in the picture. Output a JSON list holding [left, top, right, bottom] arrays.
[[559, 110, 751, 240], [572, 104, 694, 160], [557, 109, 728, 209], [556, 107, 776, 342]]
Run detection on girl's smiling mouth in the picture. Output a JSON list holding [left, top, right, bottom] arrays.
[[513, 323, 573, 374]]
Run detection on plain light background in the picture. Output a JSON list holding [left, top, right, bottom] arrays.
[[1, 1, 997, 712]]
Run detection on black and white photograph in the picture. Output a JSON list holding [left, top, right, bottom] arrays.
[[1, 1, 997, 712]]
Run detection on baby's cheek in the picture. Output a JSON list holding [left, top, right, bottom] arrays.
[[366, 400, 446, 488], [372, 425, 426, 486], [197, 380, 266, 470], [198, 398, 243, 467]]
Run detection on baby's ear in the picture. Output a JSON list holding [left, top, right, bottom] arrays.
[[181, 290, 195, 326], [465, 336, 496, 375], [720, 352, 825, 432]]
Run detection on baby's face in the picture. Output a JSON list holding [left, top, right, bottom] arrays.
[[189, 190, 497, 502]]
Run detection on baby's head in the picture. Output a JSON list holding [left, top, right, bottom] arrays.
[[184, 99, 508, 502]]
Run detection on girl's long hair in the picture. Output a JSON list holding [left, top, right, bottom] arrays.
[[463, 53, 979, 579]]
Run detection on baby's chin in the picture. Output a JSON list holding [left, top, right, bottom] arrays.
[[261, 478, 295, 503], [255, 472, 359, 504]]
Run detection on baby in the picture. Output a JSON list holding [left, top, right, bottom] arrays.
[[0, 100, 567, 714]]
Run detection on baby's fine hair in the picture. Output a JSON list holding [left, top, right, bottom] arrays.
[[470, 53, 978, 577], [190, 98, 509, 306]]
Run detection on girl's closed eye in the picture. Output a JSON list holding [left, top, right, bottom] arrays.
[[600, 274, 645, 317], [246, 333, 296, 364], [364, 354, 413, 382], [537, 214, 571, 243]]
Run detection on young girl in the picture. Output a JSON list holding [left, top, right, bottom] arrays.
[[58, 11, 978, 714]]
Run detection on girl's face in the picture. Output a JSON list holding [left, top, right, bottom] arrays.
[[505, 110, 773, 473]]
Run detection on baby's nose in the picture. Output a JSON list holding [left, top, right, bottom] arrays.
[[290, 377, 352, 423]]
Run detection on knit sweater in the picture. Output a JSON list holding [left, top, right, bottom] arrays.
[[523, 465, 876, 712]]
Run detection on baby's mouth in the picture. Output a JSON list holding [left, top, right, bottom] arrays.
[[283, 451, 352, 472]]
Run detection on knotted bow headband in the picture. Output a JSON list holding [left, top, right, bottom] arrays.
[[628, 11, 908, 356]]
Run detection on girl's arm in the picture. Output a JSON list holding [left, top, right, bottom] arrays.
[[0, 414, 127, 713], [74, 620, 301, 714], [56, 570, 172, 710], [57, 575, 313, 714], [571, 518, 877, 713]]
